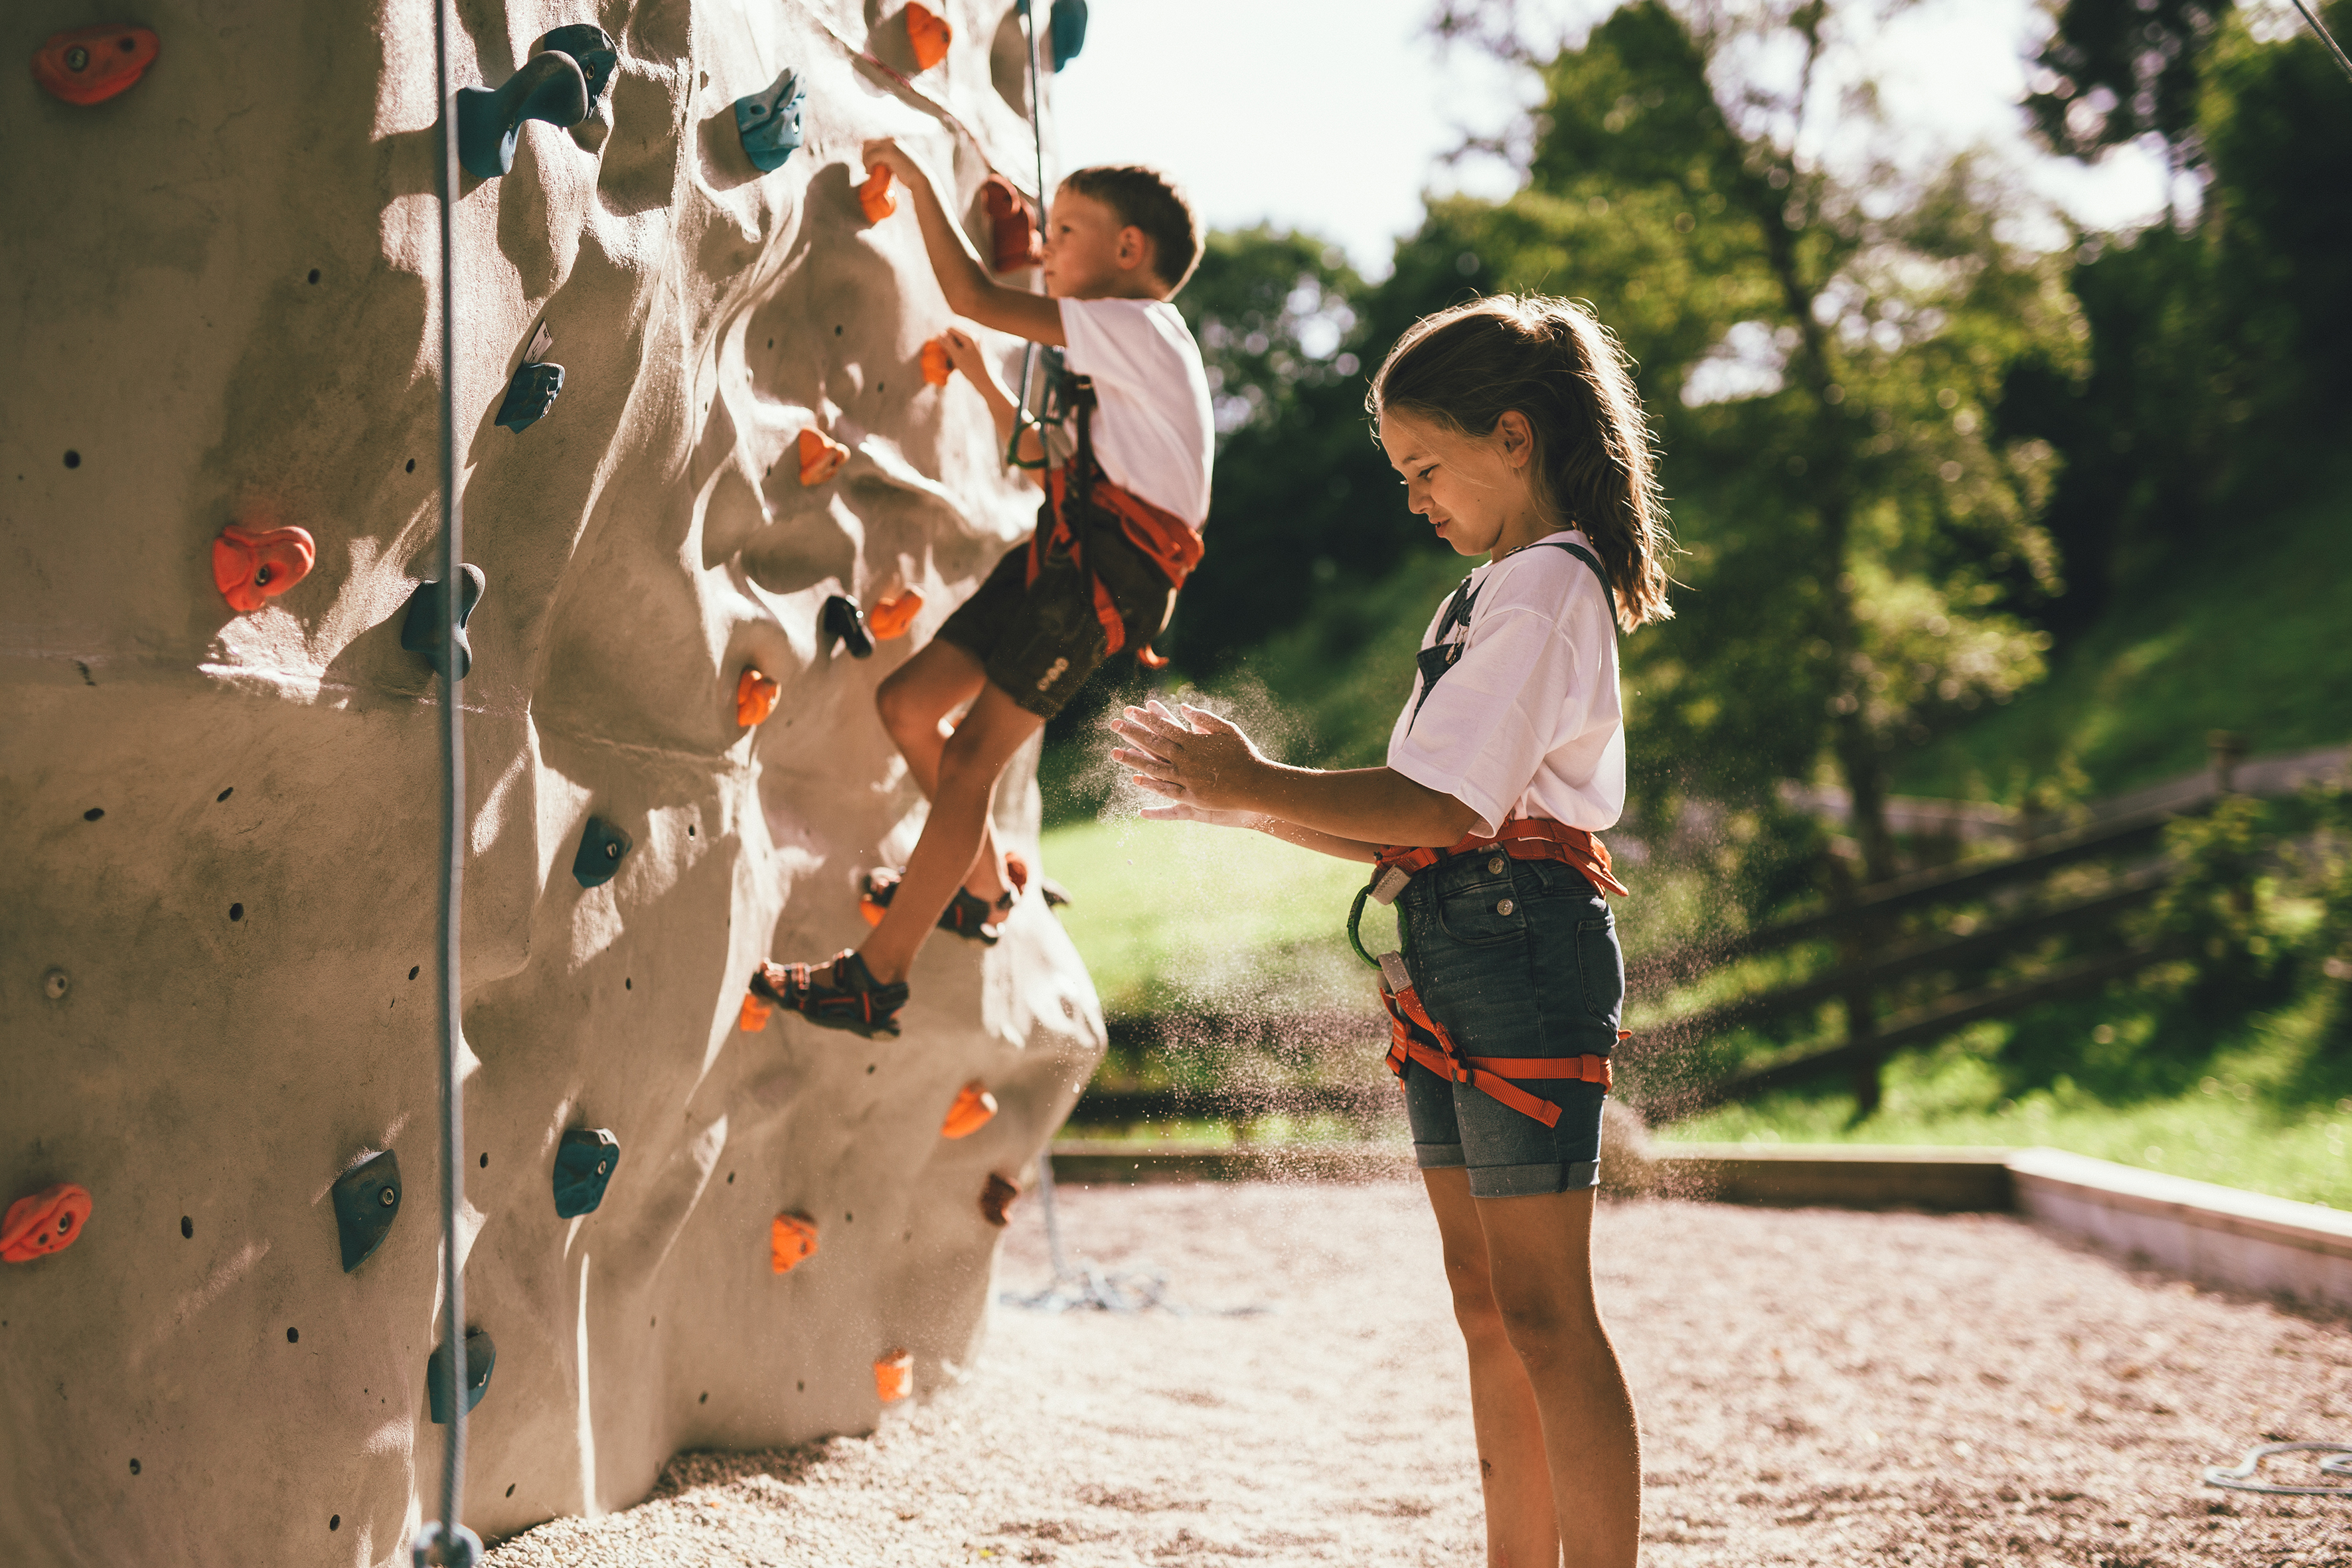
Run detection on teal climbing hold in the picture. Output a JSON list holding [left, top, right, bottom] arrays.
[[400, 564, 486, 679], [330, 1150, 401, 1273], [456, 52, 588, 179], [572, 817, 631, 888], [497, 321, 563, 433], [1050, 0, 1087, 68], [426, 1330, 497, 1423], [822, 594, 874, 660], [552, 1129, 620, 1218], [734, 67, 806, 173], [531, 25, 617, 114]]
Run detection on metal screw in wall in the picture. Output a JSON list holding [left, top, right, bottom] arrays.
[[43, 969, 68, 1000]]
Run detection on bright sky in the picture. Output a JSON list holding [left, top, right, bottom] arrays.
[[1051, 0, 2179, 278]]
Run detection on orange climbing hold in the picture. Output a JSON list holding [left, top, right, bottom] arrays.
[[868, 589, 924, 641], [980, 175, 1043, 272], [921, 337, 954, 388], [874, 1348, 913, 1403], [212, 523, 317, 613], [858, 163, 898, 222], [1, 1184, 92, 1263], [797, 426, 850, 486], [904, 4, 952, 70], [33, 24, 159, 106], [979, 1172, 1019, 1227], [941, 1081, 998, 1140], [770, 1212, 819, 1274], [739, 990, 775, 1031], [736, 666, 780, 727]]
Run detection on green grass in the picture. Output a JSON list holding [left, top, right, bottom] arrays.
[[1897, 477, 2352, 804]]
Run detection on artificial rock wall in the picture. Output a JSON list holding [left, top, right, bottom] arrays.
[[0, 1, 1101, 1561]]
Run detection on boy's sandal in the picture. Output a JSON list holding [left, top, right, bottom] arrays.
[[749, 951, 908, 1038], [860, 868, 1012, 945]]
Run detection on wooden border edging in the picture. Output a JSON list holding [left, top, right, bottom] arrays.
[[1048, 1140, 1414, 1184], [1646, 1144, 2015, 1211]]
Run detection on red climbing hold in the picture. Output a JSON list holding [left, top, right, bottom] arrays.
[[1, 1184, 92, 1263], [212, 523, 316, 613], [979, 1172, 1018, 1227], [921, 337, 954, 388], [771, 1212, 819, 1274], [736, 666, 780, 728], [874, 1348, 913, 1403], [797, 427, 850, 486], [858, 163, 898, 223], [869, 589, 924, 641], [981, 175, 1043, 272], [739, 990, 775, 1032], [904, 4, 952, 70], [33, 25, 159, 106], [941, 1081, 998, 1140]]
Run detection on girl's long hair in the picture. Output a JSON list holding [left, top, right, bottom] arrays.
[[1370, 295, 1674, 629]]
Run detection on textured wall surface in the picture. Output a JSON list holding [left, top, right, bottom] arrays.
[[0, 1, 1099, 1561]]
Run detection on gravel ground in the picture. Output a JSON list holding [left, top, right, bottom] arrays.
[[486, 1180, 2352, 1566]]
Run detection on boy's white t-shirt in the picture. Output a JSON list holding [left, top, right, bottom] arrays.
[[1056, 296, 1215, 527], [1385, 530, 1626, 837]]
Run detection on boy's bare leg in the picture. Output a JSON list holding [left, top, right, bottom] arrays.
[[1423, 1167, 1562, 1566], [874, 641, 1010, 902], [1478, 1188, 1642, 1568], [860, 681, 1045, 983]]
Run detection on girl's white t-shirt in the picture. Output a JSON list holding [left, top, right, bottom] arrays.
[[1385, 530, 1626, 837], [1056, 297, 1215, 527]]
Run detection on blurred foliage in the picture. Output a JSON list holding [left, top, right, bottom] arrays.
[[2025, 0, 2232, 167]]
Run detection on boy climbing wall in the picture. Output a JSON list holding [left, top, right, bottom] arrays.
[[749, 149, 1213, 1035]]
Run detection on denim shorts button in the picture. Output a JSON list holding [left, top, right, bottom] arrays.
[[1496, 898, 1515, 915], [1487, 856, 1506, 874]]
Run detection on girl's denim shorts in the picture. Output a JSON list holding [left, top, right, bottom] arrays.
[[1395, 850, 1624, 1198]]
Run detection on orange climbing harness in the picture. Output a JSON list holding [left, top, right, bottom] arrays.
[[1370, 816, 1630, 903]]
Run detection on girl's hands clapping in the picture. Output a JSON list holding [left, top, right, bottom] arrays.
[[1109, 700, 1272, 825]]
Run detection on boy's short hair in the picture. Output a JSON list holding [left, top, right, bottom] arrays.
[[1059, 165, 1201, 293]]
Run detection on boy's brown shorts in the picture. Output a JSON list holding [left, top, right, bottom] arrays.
[[935, 506, 1176, 721]]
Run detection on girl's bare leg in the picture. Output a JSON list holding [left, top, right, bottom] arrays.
[[1477, 1188, 1642, 1568], [874, 640, 1011, 903], [1422, 1168, 1562, 1565]]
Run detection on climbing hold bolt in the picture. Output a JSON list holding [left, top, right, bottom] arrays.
[[980, 175, 1042, 272], [979, 1172, 1018, 1227], [903, 4, 952, 70], [739, 991, 775, 1032], [770, 1212, 819, 1274], [941, 1081, 998, 1140], [529, 25, 617, 114], [455, 51, 588, 179], [552, 1128, 621, 1219], [212, 524, 317, 614], [1050, 0, 1089, 70], [426, 1330, 497, 1423], [330, 1150, 401, 1273], [495, 322, 563, 433], [42, 968, 69, 1000], [874, 1348, 913, 1403], [797, 427, 850, 486], [734, 66, 806, 173], [858, 163, 898, 223], [0, 1184, 93, 1263], [821, 595, 874, 660], [868, 590, 924, 641], [736, 666, 780, 728], [399, 563, 487, 680], [32, 25, 159, 106], [572, 817, 633, 889], [921, 337, 954, 388]]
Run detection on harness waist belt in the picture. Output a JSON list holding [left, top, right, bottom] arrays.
[[1372, 816, 1630, 902], [1032, 463, 1202, 663]]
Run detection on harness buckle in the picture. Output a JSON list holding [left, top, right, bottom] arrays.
[[1369, 864, 1412, 906], [1375, 950, 1413, 994]]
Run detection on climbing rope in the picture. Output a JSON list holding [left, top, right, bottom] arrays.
[[413, 0, 479, 1563], [1003, 0, 1056, 471], [2204, 1440, 2352, 1497], [2292, 0, 2352, 84]]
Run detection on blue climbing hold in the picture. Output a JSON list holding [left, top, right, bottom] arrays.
[[822, 594, 874, 660], [1050, 0, 1087, 68], [400, 564, 487, 680], [531, 25, 617, 114], [572, 817, 632, 888], [552, 1128, 621, 1218], [734, 67, 806, 173], [456, 51, 588, 179], [331, 1150, 402, 1273], [426, 1330, 497, 1424]]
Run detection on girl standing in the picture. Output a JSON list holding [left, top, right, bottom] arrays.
[[1109, 294, 1673, 1567]]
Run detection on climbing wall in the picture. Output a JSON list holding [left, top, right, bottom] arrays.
[[0, 1, 1100, 1561]]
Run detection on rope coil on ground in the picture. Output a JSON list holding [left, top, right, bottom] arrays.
[[2203, 1441, 2352, 1497]]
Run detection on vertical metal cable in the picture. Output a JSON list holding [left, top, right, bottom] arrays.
[[1007, 0, 1050, 452], [2292, 0, 2352, 82]]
